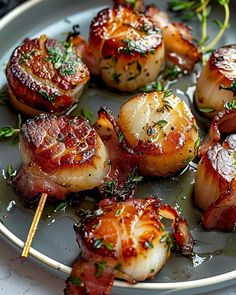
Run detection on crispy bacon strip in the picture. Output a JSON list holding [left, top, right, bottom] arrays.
[[145, 5, 201, 71], [198, 109, 236, 157], [195, 110, 236, 231], [13, 114, 110, 202], [203, 179, 236, 231], [95, 107, 139, 202]]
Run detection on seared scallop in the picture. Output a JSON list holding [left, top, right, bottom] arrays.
[[195, 45, 236, 117], [6, 35, 90, 116], [118, 91, 199, 176], [65, 197, 193, 295], [14, 114, 110, 202], [194, 109, 236, 231], [83, 5, 165, 92]]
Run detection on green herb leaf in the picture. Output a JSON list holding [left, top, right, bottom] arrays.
[[159, 232, 175, 251], [105, 243, 114, 250], [155, 120, 168, 128], [93, 238, 104, 249], [95, 261, 106, 278], [79, 109, 93, 123], [182, 155, 195, 164], [53, 201, 68, 212], [144, 241, 154, 249], [118, 132, 124, 143], [224, 99, 236, 110], [69, 277, 84, 287], [194, 137, 201, 150], [199, 107, 215, 113], [163, 89, 172, 98]]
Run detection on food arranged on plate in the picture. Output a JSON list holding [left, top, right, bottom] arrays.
[[65, 197, 193, 295], [195, 109, 236, 231], [6, 35, 90, 116], [0, 0, 235, 294], [195, 45, 236, 117], [118, 90, 199, 176]]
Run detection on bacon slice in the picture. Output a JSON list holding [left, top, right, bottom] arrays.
[[65, 260, 114, 295], [95, 107, 139, 202], [195, 110, 236, 231], [203, 179, 236, 231], [145, 5, 201, 71]]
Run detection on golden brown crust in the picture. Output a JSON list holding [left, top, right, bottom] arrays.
[[20, 114, 98, 173], [6, 35, 90, 114]]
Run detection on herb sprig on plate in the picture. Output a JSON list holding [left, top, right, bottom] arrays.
[[168, 0, 230, 61]]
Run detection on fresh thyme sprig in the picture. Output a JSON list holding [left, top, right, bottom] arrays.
[[168, 0, 230, 61], [0, 114, 22, 141]]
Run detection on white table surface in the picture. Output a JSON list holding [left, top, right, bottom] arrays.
[[0, 236, 236, 295]]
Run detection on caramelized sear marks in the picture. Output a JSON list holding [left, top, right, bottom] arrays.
[[6, 35, 90, 115], [145, 5, 201, 71], [14, 114, 110, 201], [83, 5, 165, 91], [118, 91, 199, 176], [195, 45, 236, 117], [195, 110, 236, 231], [65, 197, 193, 294]]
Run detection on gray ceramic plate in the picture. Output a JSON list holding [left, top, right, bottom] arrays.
[[0, 1, 236, 294]]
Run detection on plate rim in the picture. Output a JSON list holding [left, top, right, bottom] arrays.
[[1, 0, 236, 292]]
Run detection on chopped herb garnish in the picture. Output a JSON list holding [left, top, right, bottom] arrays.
[[4, 164, 17, 184], [105, 243, 114, 250], [159, 232, 175, 251], [161, 64, 183, 81], [103, 179, 117, 195], [46, 38, 79, 76], [121, 38, 154, 56], [199, 107, 215, 113], [144, 241, 154, 249], [20, 50, 37, 64], [112, 72, 122, 84], [78, 109, 93, 123], [118, 132, 124, 143], [69, 277, 84, 287], [182, 155, 195, 164], [114, 263, 123, 272], [194, 137, 201, 150], [139, 80, 164, 93], [93, 238, 104, 249], [39, 90, 57, 102], [53, 201, 68, 212], [163, 89, 172, 98], [115, 208, 122, 216], [154, 120, 168, 128], [151, 268, 155, 273], [220, 79, 236, 96], [224, 99, 236, 110], [95, 261, 106, 277]]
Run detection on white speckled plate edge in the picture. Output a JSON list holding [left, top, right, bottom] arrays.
[[0, 1, 236, 294]]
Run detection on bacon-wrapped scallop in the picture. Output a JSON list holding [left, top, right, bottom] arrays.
[[145, 5, 201, 71], [6, 35, 90, 116], [195, 45, 236, 117], [13, 114, 110, 202], [65, 197, 193, 295], [194, 109, 236, 231], [83, 6, 165, 92], [118, 91, 199, 176]]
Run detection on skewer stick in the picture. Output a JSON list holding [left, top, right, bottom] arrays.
[[21, 193, 48, 258]]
